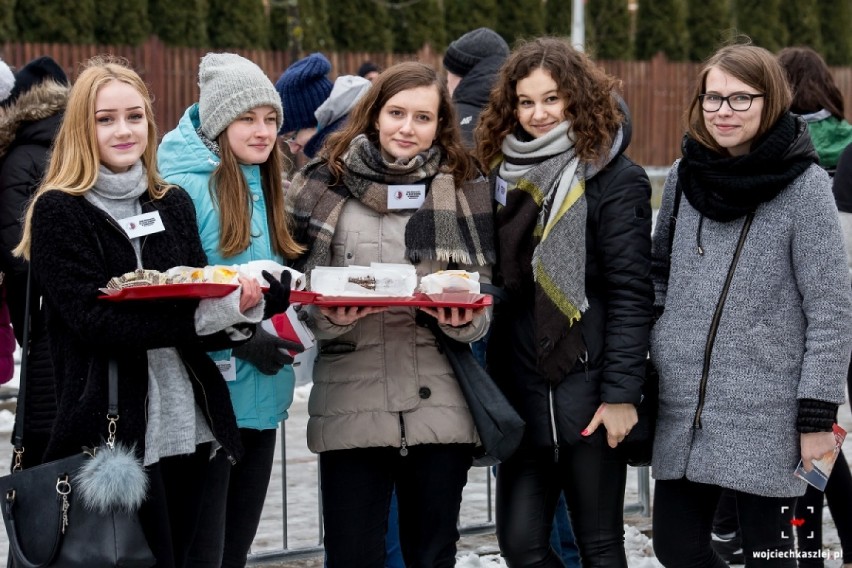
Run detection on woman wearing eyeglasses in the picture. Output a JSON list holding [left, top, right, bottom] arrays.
[[650, 41, 852, 567]]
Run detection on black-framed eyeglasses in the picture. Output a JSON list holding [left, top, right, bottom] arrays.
[[698, 93, 765, 112]]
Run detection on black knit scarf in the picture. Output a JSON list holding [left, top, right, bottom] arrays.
[[679, 113, 816, 222]]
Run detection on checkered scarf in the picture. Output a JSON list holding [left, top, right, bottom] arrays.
[[288, 134, 495, 274]]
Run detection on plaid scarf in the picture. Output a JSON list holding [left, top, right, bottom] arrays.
[[288, 134, 495, 274], [496, 121, 623, 380]]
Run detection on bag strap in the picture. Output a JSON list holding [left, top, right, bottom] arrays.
[[11, 265, 33, 469]]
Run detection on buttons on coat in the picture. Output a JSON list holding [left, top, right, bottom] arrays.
[[251, 194, 260, 202], [539, 337, 552, 350], [418, 387, 431, 399], [346, 252, 353, 259]]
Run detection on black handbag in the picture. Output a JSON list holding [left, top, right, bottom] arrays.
[[0, 268, 155, 568], [422, 313, 525, 467]]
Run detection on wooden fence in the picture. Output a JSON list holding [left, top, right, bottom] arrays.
[[3, 37, 852, 167]]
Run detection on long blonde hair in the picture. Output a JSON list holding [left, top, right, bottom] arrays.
[[210, 130, 303, 259], [15, 55, 166, 260]]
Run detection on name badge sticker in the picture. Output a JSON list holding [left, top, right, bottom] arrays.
[[215, 357, 237, 382], [118, 211, 165, 239], [388, 185, 426, 210], [495, 177, 508, 206]]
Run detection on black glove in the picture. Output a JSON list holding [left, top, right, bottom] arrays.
[[262, 270, 292, 320], [232, 325, 303, 375]]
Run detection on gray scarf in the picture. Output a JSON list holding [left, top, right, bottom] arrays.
[[85, 161, 149, 265]]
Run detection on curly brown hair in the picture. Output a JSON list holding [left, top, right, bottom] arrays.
[[322, 61, 477, 184], [474, 37, 622, 170]]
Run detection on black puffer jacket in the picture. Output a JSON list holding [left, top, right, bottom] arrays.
[[29, 187, 244, 463], [487, 114, 653, 453], [452, 54, 506, 150], [0, 81, 67, 466]]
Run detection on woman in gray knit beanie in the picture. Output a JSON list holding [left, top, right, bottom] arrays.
[[650, 42, 852, 567], [158, 52, 304, 567]]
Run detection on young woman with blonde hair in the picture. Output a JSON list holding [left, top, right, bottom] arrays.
[[15, 55, 264, 568]]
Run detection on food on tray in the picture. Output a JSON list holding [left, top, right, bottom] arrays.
[[105, 265, 240, 291], [310, 263, 418, 297], [418, 270, 480, 294]]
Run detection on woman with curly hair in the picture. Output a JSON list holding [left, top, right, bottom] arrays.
[[475, 37, 653, 567]]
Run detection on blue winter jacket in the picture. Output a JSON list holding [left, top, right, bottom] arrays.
[[158, 104, 295, 429]]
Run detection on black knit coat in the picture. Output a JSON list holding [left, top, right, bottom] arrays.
[[29, 187, 244, 463]]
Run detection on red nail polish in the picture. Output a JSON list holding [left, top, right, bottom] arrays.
[[581, 429, 589, 436]]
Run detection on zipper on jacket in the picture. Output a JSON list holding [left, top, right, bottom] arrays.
[[579, 351, 589, 381], [185, 356, 237, 464], [548, 385, 559, 463], [398, 413, 409, 457], [693, 213, 754, 429]]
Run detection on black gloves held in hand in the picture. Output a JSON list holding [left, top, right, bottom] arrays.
[[232, 325, 304, 375], [262, 269, 292, 320]]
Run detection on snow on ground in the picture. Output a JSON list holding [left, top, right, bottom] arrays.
[[0, 358, 849, 566]]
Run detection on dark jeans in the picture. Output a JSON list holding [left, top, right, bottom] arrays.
[[185, 428, 278, 568], [654, 478, 796, 567], [319, 444, 472, 568], [795, 449, 852, 566], [496, 441, 629, 568], [139, 443, 216, 568]]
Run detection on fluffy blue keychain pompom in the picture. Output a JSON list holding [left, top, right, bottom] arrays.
[[75, 443, 149, 514]]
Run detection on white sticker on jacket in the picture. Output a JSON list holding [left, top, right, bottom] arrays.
[[214, 357, 237, 382], [388, 185, 426, 210], [495, 177, 508, 206], [118, 211, 165, 239]]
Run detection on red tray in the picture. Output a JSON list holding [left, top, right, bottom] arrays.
[[99, 283, 239, 301], [308, 292, 492, 309]]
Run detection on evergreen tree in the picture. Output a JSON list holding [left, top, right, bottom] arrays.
[[588, 0, 632, 60], [95, 0, 149, 45], [819, 0, 852, 65], [0, 0, 15, 42], [495, 0, 545, 45], [731, 0, 785, 51], [390, 0, 445, 52], [328, 0, 392, 52], [299, 0, 334, 51], [444, 0, 497, 43], [149, 0, 208, 47], [268, 2, 290, 51], [686, 0, 731, 61], [780, 0, 821, 54], [545, 0, 572, 37], [635, 0, 688, 61], [208, 0, 269, 49], [16, 0, 95, 43]]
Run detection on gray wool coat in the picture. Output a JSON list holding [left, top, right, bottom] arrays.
[[650, 161, 852, 497]]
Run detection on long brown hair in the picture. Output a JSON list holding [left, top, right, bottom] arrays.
[[15, 55, 166, 260], [686, 43, 791, 155], [211, 134, 302, 258], [777, 46, 844, 119], [322, 61, 477, 185], [475, 37, 622, 170]]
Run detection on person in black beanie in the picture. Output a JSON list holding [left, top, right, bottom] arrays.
[[0, 55, 70, 470], [443, 27, 509, 149]]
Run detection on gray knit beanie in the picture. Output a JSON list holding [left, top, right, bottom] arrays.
[[443, 28, 510, 77], [198, 52, 283, 140]]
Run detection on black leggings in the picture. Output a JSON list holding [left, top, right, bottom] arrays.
[[654, 477, 796, 568], [495, 441, 628, 568]]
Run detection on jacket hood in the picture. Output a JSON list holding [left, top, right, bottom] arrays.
[[452, 54, 506, 110], [613, 93, 633, 157], [158, 103, 220, 180], [783, 114, 819, 164], [314, 75, 371, 130], [0, 79, 68, 159]]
